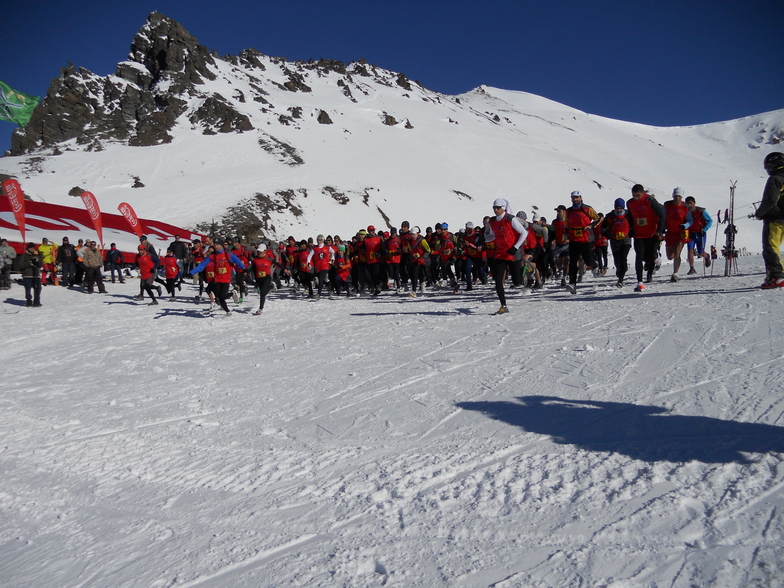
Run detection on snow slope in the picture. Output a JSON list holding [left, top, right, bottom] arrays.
[[1, 256, 783, 587], [1, 39, 782, 253]]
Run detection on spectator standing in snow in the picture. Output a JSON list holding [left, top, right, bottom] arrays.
[[38, 237, 57, 285], [56, 236, 77, 287], [755, 152, 784, 289], [0, 237, 17, 290], [74, 238, 86, 285], [82, 240, 107, 294], [18, 242, 42, 307], [106, 243, 125, 283]]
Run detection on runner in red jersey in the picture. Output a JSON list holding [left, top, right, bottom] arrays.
[[627, 184, 665, 291], [232, 244, 250, 302], [163, 250, 180, 300], [603, 198, 633, 287], [663, 187, 690, 282], [295, 240, 316, 298], [284, 236, 298, 288], [136, 245, 159, 306], [362, 225, 383, 296], [408, 226, 430, 297], [564, 191, 599, 293], [485, 198, 526, 313], [462, 222, 485, 291], [309, 235, 334, 298], [190, 240, 207, 301], [385, 228, 402, 291], [593, 213, 609, 276], [438, 228, 459, 293], [333, 249, 352, 296], [190, 240, 245, 316], [399, 221, 413, 290], [550, 205, 570, 285], [249, 245, 284, 314]]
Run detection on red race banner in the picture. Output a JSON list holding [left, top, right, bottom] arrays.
[[79, 190, 104, 247], [1, 178, 26, 242], [118, 201, 143, 238], [0, 197, 206, 259]]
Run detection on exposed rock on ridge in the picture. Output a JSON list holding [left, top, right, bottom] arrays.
[[10, 12, 249, 154]]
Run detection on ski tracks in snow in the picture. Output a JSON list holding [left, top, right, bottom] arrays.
[[2, 261, 784, 586]]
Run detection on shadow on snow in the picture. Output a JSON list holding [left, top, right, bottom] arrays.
[[455, 395, 784, 464]]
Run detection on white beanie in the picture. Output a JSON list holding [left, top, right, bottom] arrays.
[[673, 187, 684, 197], [465, 221, 474, 229], [493, 198, 510, 212]]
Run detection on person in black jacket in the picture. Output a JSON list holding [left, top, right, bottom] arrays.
[[56, 236, 77, 287], [756, 152, 784, 289], [18, 242, 42, 307], [106, 243, 125, 283]]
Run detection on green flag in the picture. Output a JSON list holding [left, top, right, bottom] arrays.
[[0, 80, 40, 126]]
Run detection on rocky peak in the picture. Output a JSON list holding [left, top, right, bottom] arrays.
[[8, 12, 244, 155], [126, 12, 217, 88]]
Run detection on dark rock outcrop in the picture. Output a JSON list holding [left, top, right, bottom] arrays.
[[10, 12, 216, 154]]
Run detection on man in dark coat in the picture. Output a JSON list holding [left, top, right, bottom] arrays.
[[56, 236, 77, 287], [18, 242, 42, 307], [756, 152, 784, 289]]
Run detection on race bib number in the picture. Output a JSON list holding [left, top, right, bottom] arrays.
[[217, 267, 228, 274]]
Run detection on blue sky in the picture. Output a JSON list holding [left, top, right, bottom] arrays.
[[1, 0, 782, 154]]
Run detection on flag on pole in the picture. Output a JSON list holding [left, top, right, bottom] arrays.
[[0, 81, 40, 127], [1, 178, 27, 242], [118, 202, 144, 238], [79, 191, 105, 247]]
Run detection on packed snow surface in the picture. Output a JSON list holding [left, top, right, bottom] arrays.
[[1, 255, 783, 587]]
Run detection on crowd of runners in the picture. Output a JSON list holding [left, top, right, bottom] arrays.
[[5, 167, 782, 316]]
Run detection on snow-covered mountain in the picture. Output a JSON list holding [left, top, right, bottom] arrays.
[[1, 12, 782, 252]]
